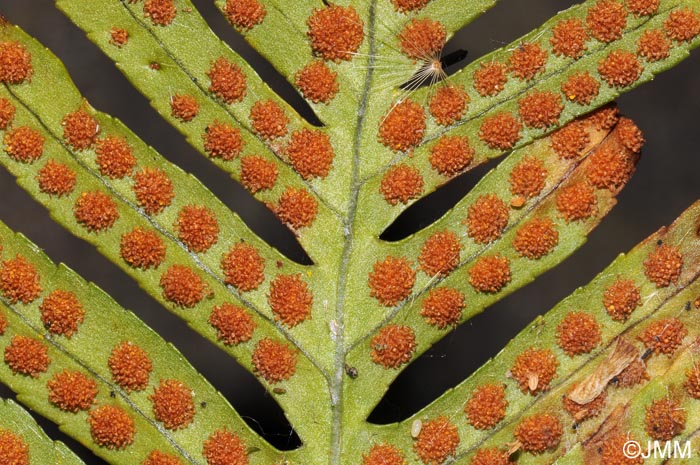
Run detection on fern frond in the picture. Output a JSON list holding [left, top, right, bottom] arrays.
[[555, 336, 700, 464], [0, 221, 287, 465], [1, 1, 698, 464], [364, 0, 700, 220], [344, 107, 641, 414], [0, 24, 337, 441], [57, 0, 700, 244], [360, 200, 700, 464], [215, 0, 338, 86], [55, 0, 351, 218], [0, 397, 85, 465]]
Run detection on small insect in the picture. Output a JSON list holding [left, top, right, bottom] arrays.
[[685, 301, 692, 311], [109, 391, 116, 398], [200, 401, 207, 409], [273, 387, 287, 395], [411, 419, 422, 438], [344, 364, 358, 379], [642, 348, 654, 360], [657, 239, 664, 246], [531, 316, 547, 336]]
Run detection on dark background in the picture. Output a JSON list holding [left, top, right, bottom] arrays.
[[0, 0, 699, 463]]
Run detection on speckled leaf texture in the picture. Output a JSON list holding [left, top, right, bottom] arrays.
[[0, 0, 698, 464], [0, 398, 85, 465]]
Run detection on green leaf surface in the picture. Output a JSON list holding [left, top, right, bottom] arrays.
[[362, 0, 700, 227], [360, 201, 700, 464], [555, 333, 700, 465], [0, 220, 289, 465], [0, 0, 698, 464], [344, 112, 640, 417], [0, 23, 334, 451], [56, 0, 353, 218], [0, 397, 85, 465]]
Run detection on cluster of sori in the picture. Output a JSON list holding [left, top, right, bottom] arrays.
[[358, 206, 700, 465]]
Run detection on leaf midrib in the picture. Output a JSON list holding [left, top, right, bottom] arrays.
[[329, 1, 379, 463]]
